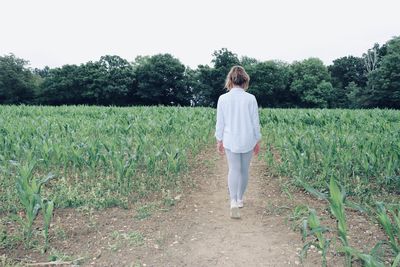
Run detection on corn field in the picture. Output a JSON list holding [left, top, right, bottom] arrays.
[[0, 105, 215, 213], [261, 109, 400, 204], [1, 107, 399, 213]]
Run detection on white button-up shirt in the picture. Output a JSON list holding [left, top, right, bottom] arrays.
[[215, 87, 262, 153]]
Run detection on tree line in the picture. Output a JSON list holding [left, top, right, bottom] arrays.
[[1, 36, 399, 108]]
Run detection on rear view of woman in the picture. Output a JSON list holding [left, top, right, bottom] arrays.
[[215, 65, 262, 219]]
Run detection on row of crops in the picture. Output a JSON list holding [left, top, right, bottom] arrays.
[[261, 109, 400, 204], [260, 109, 400, 266], [0, 105, 215, 213]]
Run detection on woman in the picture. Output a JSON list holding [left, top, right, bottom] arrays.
[[215, 65, 262, 219]]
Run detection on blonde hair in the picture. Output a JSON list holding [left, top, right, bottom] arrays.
[[224, 65, 250, 90]]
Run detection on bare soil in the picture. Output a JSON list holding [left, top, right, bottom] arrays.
[[1, 145, 387, 266]]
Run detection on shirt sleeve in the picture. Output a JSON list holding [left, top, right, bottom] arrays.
[[252, 97, 262, 142], [215, 96, 224, 142]]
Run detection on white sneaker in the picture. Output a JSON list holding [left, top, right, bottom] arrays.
[[230, 200, 240, 219], [237, 199, 244, 208], [230, 200, 237, 207]]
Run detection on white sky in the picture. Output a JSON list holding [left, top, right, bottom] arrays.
[[1, 0, 399, 69]]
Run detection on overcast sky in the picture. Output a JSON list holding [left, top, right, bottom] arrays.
[[1, 0, 399, 69]]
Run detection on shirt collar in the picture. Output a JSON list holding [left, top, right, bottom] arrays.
[[230, 87, 244, 92]]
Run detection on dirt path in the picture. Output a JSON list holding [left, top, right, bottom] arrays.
[[139, 150, 307, 267]]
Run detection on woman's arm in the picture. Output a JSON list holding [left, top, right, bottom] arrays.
[[215, 97, 225, 155], [215, 97, 224, 142], [252, 96, 262, 143]]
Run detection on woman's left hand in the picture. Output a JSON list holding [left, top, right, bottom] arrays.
[[253, 142, 260, 156]]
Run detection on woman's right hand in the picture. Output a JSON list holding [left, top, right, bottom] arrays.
[[217, 141, 225, 155]]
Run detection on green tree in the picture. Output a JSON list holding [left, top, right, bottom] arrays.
[[39, 55, 135, 105], [31, 66, 51, 103], [240, 56, 258, 67], [78, 61, 107, 105], [290, 58, 333, 108], [90, 55, 135, 105], [212, 48, 240, 69], [191, 64, 215, 106], [246, 60, 293, 107], [134, 54, 189, 105], [345, 82, 364, 108], [181, 66, 198, 106], [39, 64, 84, 105], [328, 56, 367, 108], [0, 54, 36, 104], [367, 36, 400, 108], [33, 66, 51, 78]]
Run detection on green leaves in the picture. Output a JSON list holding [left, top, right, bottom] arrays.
[[0, 54, 37, 104], [290, 58, 333, 108], [328, 177, 347, 241], [376, 202, 400, 254], [366, 36, 400, 109], [301, 209, 330, 267], [134, 54, 188, 106], [393, 253, 400, 267], [15, 162, 56, 248], [327, 177, 351, 266], [41, 199, 54, 252], [342, 246, 385, 267]]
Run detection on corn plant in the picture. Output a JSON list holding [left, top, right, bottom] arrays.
[[301, 209, 330, 267], [342, 246, 385, 267], [376, 202, 400, 254], [393, 253, 400, 267], [15, 161, 40, 242], [41, 199, 54, 252], [15, 161, 55, 246], [328, 176, 351, 266], [391, 207, 400, 239]]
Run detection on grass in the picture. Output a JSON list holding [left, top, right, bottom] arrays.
[[134, 203, 157, 220], [109, 230, 144, 251], [0, 255, 24, 267]]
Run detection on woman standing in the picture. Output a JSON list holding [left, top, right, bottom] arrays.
[[215, 66, 262, 219]]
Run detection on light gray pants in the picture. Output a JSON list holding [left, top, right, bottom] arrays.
[[225, 148, 253, 202]]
